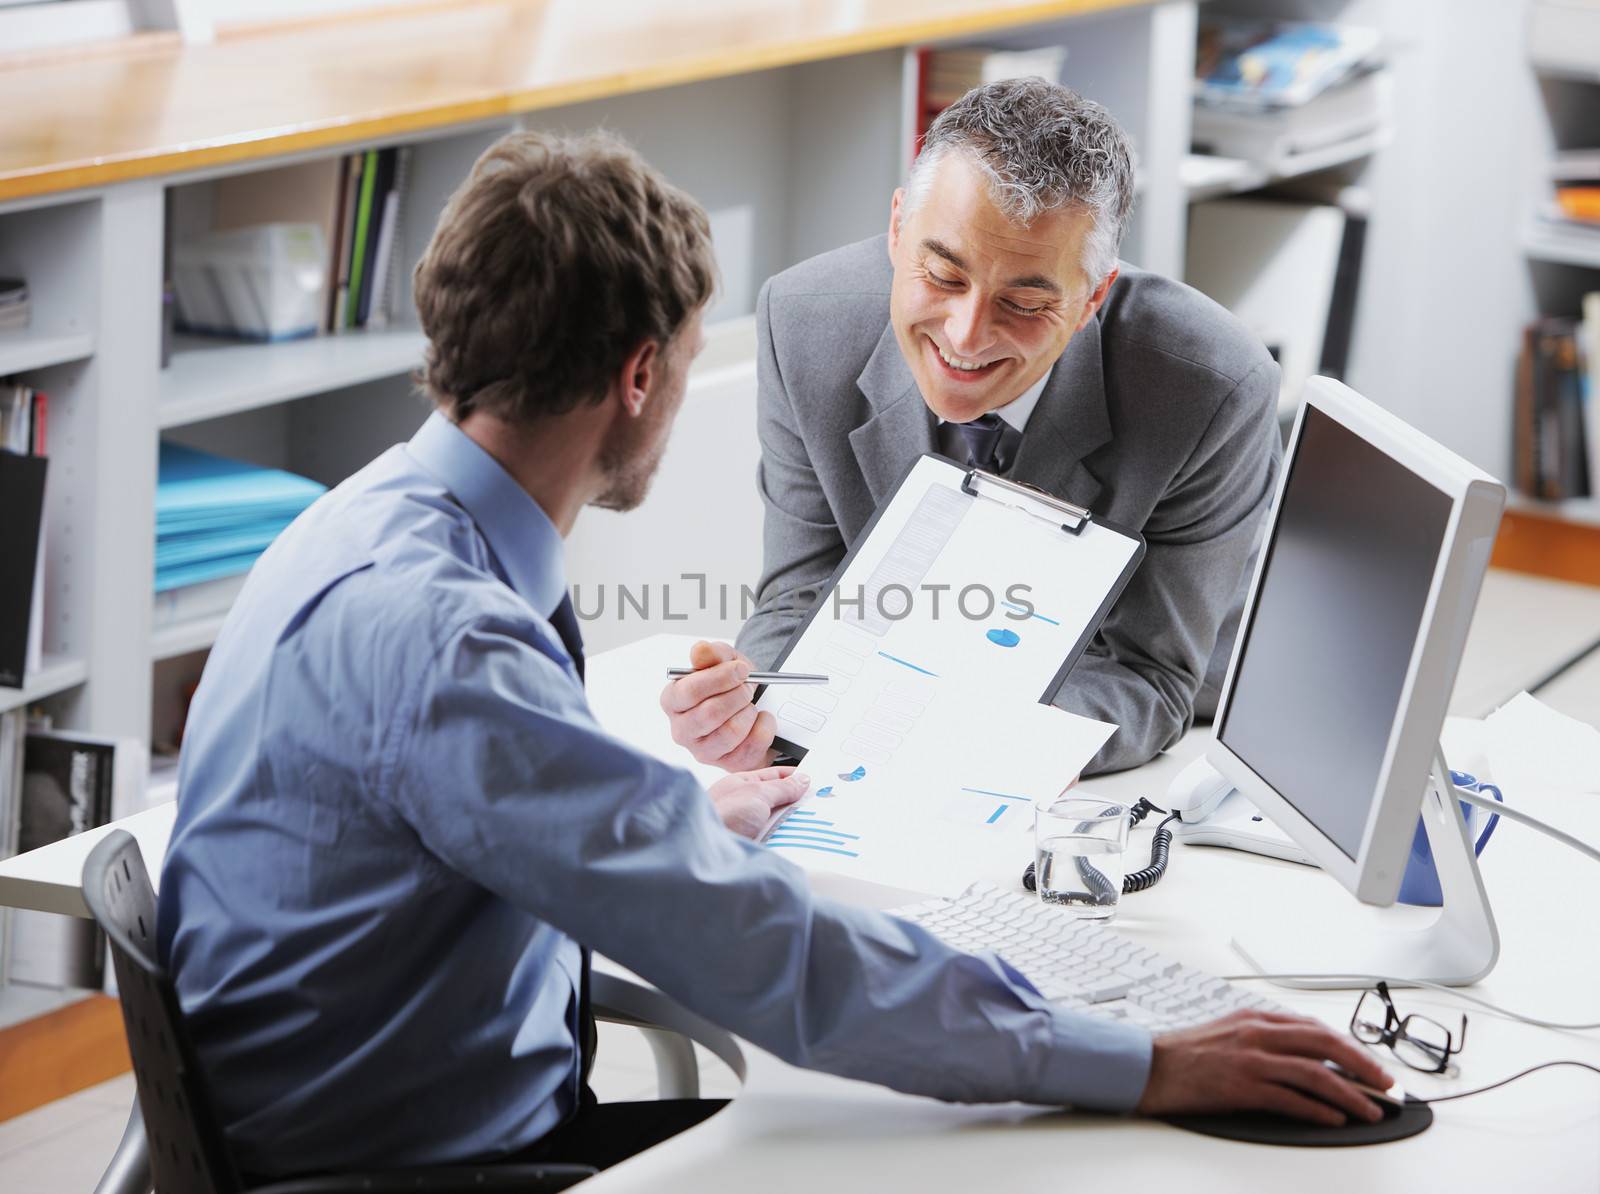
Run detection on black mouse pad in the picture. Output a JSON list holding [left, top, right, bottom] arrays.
[[1161, 1097, 1432, 1146]]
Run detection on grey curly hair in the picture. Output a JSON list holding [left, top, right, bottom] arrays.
[[902, 77, 1136, 284]]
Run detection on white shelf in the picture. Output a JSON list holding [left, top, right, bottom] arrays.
[[1182, 129, 1390, 203], [1181, 154, 1269, 202], [0, 327, 93, 377], [157, 328, 429, 428], [150, 613, 229, 661], [1522, 223, 1600, 270], [0, 653, 88, 714]]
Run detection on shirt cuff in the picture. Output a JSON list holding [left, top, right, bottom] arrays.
[[1035, 1009, 1154, 1113]]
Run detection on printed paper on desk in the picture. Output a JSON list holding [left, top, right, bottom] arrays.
[[1485, 692, 1600, 799], [756, 454, 1143, 759], [761, 692, 1115, 897]]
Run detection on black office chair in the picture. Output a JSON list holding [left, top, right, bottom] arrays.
[[82, 829, 596, 1193]]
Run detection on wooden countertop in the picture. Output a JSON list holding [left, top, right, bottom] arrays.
[[0, 0, 1149, 203]]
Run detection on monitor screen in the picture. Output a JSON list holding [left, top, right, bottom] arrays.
[[1216, 405, 1455, 859]]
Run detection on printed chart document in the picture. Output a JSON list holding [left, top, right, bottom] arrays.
[[752, 453, 1141, 894], [763, 692, 1114, 896]]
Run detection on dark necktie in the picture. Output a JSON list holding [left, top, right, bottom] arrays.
[[953, 412, 1007, 473], [547, 592, 596, 1091], [547, 592, 586, 684]]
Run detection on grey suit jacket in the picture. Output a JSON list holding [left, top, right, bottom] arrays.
[[736, 235, 1281, 773]]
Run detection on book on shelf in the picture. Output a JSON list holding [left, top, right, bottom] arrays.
[[355, 147, 398, 328], [6, 728, 145, 991], [344, 149, 381, 331], [366, 147, 412, 331], [1190, 64, 1392, 173], [1548, 149, 1600, 228], [1514, 305, 1597, 502], [331, 152, 363, 334], [0, 383, 48, 688], [0, 709, 24, 983], [214, 157, 345, 335], [0, 277, 27, 332], [1586, 292, 1600, 499], [1194, 17, 1382, 111], [172, 223, 329, 342], [156, 441, 326, 594], [910, 45, 1067, 158]]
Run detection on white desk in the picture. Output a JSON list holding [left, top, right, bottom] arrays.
[[3, 569, 1599, 1190]]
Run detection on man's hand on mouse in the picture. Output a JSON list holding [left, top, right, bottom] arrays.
[[660, 640, 776, 772], [1135, 1009, 1394, 1125]]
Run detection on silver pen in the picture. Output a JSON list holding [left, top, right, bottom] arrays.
[[665, 668, 829, 685]]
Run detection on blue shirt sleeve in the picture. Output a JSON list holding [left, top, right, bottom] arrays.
[[383, 611, 1154, 1111]]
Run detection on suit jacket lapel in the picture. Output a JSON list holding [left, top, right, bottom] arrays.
[[1010, 315, 1111, 512], [849, 322, 936, 506]]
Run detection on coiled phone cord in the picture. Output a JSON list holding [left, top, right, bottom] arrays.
[[1023, 798, 1180, 896]]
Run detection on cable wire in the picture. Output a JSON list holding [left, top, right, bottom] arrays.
[[1222, 972, 1600, 1032], [1452, 786, 1600, 866], [1418, 1060, 1600, 1104]]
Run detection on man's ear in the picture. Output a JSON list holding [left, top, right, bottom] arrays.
[[616, 338, 661, 417], [1075, 268, 1119, 333], [888, 188, 905, 255]]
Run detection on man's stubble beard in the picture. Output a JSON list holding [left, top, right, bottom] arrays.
[[590, 417, 667, 513]]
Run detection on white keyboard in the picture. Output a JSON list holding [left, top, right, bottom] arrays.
[[890, 883, 1290, 1033]]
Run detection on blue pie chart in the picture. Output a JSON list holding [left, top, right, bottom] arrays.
[[987, 628, 1021, 648]]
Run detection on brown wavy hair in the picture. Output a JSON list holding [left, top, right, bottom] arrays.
[[414, 129, 716, 422]]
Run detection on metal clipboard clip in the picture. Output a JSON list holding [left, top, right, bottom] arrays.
[[960, 468, 1091, 536]]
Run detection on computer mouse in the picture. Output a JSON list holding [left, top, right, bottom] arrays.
[[1324, 1062, 1408, 1120]]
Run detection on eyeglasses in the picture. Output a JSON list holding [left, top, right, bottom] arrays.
[[1349, 982, 1467, 1074]]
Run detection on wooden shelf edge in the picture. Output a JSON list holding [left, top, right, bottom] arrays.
[[1491, 506, 1600, 587], [0, 0, 1151, 204], [0, 993, 131, 1123]]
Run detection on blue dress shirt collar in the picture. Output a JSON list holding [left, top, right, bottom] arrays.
[[406, 411, 568, 617]]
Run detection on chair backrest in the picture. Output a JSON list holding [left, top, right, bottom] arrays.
[[83, 830, 245, 1194]]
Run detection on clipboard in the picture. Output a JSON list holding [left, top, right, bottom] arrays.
[[756, 453, 1144, 759]]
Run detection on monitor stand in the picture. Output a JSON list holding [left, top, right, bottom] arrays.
[[1231, 744, 1500, 989]]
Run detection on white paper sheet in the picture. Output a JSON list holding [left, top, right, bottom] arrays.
[[761, 689, 1115, 897], [1484, 691, 1600, 799], [757, 456, 1141, 762]]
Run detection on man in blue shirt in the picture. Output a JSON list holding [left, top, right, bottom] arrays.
[[158, 129, 1389, 1180]]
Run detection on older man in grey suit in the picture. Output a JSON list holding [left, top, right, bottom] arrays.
[[663, 78, 1279, 777]]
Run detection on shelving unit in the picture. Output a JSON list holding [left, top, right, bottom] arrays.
[[1500, 1, 1600, 588]]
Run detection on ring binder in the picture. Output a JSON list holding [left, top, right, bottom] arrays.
[[961, 468, 1092, 536]]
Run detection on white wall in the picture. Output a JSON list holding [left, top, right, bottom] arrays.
[[1339, 0, 1542, 479]]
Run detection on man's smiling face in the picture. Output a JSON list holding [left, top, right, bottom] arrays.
[[887, 150, 1115, 424]]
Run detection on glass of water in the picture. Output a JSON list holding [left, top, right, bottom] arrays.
[[1034, 793, 1130, 920]]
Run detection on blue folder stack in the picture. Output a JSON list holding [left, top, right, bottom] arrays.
[[156, 443, 327, 593]]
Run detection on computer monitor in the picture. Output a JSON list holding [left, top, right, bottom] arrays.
[[1205, 377, 1506, 986]]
